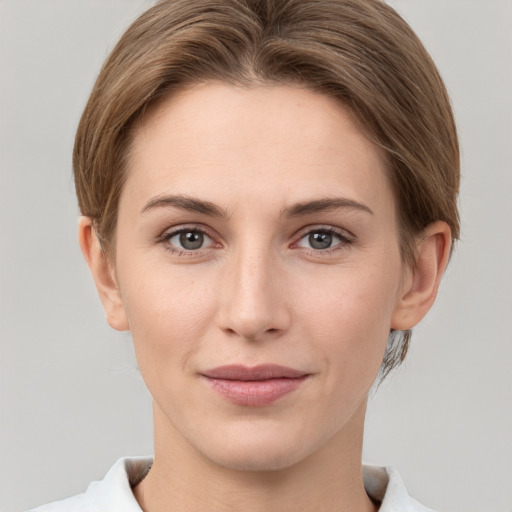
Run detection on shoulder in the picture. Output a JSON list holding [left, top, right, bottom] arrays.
[[28, 456, 152, 512], [363, 465, 436, 512]]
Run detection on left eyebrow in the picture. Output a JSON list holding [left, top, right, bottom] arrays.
[[281, 197, 374, 217]]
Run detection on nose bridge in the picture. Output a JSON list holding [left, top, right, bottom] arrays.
[[218, 237, 288, 339]]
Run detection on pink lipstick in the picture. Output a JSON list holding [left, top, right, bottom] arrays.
[[201, 364, 309, 406]]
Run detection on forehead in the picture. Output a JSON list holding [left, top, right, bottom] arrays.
[[125, 82, 393, 215]]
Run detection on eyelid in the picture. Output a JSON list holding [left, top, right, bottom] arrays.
[[158, 223, 203, 239], [292, 224, 354, 242], [157, 224, 221, 253], [291, 225, 355, 252], [156, 223, 354, 255]]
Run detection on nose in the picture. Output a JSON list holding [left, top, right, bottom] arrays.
[[217, 247, 291, 341]]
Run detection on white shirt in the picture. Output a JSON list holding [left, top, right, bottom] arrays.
[[29, 457, 435, 511]]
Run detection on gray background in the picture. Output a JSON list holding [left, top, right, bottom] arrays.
[[1, 1, 511, 511]]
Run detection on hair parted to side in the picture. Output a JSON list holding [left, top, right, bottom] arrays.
[[73, 0, 460, 379]]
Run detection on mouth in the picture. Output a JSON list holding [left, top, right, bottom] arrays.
[[200, 364, 310, 406]]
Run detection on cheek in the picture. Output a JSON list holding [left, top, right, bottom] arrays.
[[117, 260, 218, 376], [297, 262, 401, 376]]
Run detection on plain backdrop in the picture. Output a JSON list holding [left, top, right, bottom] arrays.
[[1, 1, 511, 511]]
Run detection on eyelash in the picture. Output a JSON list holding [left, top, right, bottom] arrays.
[[157, 225, 354, 256], [157, 225, 218, 256], [293, 227, 354, 255]]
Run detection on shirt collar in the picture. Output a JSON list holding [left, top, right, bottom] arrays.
[[88, 457, 433, 512]]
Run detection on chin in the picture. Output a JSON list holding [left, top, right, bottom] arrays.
[[196, 425, 318, 473], [208, 445, 305, 473]]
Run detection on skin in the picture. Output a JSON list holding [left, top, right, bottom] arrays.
[[79, 83, 451, 511]]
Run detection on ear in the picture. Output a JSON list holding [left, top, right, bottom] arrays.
[[78, 217, 129, 331], [391, 221, 452, 330]]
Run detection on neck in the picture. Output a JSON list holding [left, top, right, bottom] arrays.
[[134, 401, 377, 512]]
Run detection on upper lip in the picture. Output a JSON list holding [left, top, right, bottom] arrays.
[[201, 364, 308, 381]]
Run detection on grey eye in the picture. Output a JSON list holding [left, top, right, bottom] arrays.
[[308, 231, 333, 249], [180, 231, 204, 250], [297, 229, 347, 251], [168, 230, 212, 250]]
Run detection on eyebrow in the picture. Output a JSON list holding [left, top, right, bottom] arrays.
[[140, 194, 229, 218], [140, 194, 373, 218], [281, 197, 373, 217]]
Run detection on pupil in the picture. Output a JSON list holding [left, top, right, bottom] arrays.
[[180, 231, 203, 250], [309, 231, 332, 249]]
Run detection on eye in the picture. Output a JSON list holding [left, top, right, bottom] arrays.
[[164, 228, 214, 252], [296, 228, 350, 251]]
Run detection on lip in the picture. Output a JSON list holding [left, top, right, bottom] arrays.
[[200, 364, 310, 406]]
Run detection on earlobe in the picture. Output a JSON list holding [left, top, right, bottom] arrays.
[[391, 221, 452, 331], [78, 217, 129, 331]]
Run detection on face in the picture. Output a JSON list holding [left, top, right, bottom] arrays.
[[111, 83, 409, 471]]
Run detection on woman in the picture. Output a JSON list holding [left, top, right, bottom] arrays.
[[31, 0, 459, 510]]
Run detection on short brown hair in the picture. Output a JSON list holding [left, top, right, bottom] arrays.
[[74, 0, 460, 378]]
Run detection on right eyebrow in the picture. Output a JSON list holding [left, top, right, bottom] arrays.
[[140, 194, 229, 218]]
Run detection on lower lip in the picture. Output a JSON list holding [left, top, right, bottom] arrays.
[[203, 376, 308, 406]]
